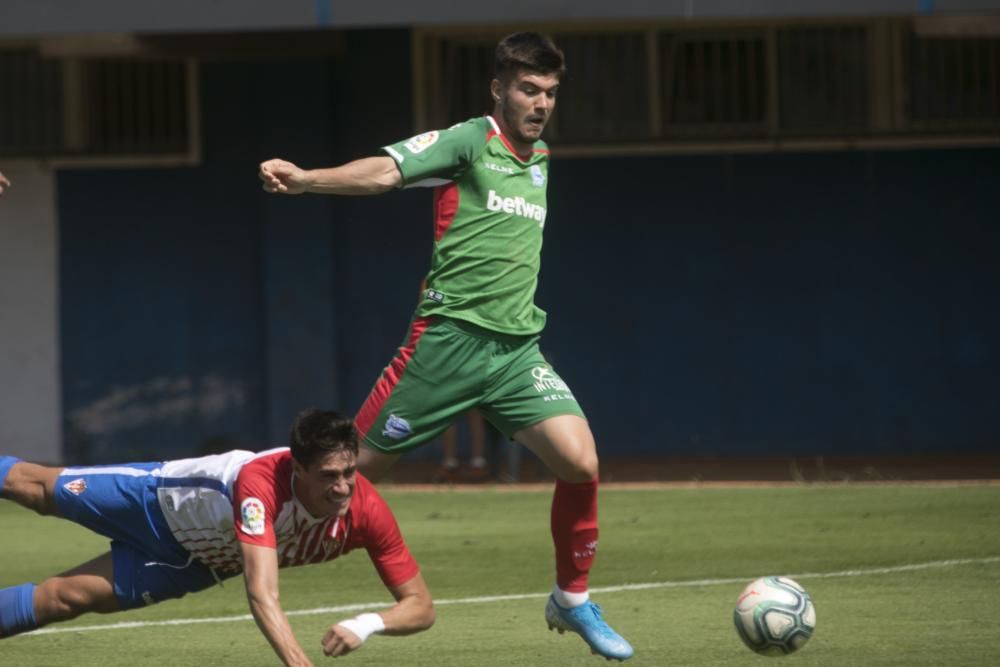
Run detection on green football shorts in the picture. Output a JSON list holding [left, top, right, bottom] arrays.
[[355, 316, 586, 454]]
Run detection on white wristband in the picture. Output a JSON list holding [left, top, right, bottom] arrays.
[[336, 612, 385, 643]]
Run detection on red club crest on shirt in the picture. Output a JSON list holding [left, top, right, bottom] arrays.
[[63, 478, 87, 496]]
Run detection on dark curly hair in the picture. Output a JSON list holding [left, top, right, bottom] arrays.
[[288, 409, 359, 468], [494, 32, 566, 84]]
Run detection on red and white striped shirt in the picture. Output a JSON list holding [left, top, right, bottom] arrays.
[[155, 448, 418, 588]]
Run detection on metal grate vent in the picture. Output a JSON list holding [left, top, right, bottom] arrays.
[[79, 58, 191, 156], [908, 36, 1000, 127], [777, 26, 869, 134], [0, 49, 64, 156], [0, 47, 197, 163], [433, 37, 495, 132], [549, 32, 649, 143], [661, 31, 769, 137]]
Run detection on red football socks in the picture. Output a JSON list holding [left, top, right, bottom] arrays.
[[551, 478, 599, 593]]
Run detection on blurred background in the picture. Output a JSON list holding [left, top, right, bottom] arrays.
[[1, 1, 998, 481]]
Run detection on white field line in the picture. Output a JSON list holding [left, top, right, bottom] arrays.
[[19, 555, 1000, 639], [385, 480, 1000, 492]]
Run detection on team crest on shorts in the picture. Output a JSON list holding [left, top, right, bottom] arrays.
[[63, 478, 87, 496], [240, 497, 267, 535], [382, 414, 413, 440]]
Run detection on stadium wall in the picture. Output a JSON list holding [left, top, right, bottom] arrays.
[[5, 0, 995, 35], [52, 30, 999, 462], [0, 163, 62, 463]]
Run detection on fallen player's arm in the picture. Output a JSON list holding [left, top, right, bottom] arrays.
[[241, 541, 315, 667], [321, 572, 435, 657], [258, 156, 401, 196]]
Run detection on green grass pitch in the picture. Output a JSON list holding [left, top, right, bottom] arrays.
[[2, 484, 999, 665]]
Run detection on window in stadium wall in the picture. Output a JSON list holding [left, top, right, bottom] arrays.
[[776, 25, 869, 135], [413, 19, 1000, 156], [0, 45, 199, 166], [907, 35, 1000, 130], [659, 29, 770, 140]]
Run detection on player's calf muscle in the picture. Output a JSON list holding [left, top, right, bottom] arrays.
[[34, 582, 89, 623]]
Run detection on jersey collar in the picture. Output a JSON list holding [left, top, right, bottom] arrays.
[[486, 115, 538, 163]]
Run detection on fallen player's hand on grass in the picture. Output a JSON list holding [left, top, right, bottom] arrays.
[[322, 624, 364, 657]]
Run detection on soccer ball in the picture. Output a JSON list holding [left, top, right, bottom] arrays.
[[733, 576, 816, 656]]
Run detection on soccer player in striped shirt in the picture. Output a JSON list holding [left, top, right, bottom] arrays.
[[0, 409, 434, 664], [257, 32, 633, 661]]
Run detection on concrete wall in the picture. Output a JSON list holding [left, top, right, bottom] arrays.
[[4, 0, 996, 35], [0, 163, 62, 463], [542, 149, 1000, 457]]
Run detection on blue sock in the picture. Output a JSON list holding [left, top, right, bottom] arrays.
[[0, 583, 37, 637], [0, 456, 22, 493]]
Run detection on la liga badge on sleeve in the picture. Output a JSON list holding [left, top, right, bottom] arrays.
[[240, 497, 267, 535]]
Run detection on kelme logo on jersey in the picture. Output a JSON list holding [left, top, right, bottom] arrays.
[[485, 162, 515, 175], [486, 190, 547, 224], [240, 497, 266, 536], [383, 414, 413, 440], [404, 131, 439, 154]]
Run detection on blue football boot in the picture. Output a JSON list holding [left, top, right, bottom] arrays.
[[545, 595, 634, 661]]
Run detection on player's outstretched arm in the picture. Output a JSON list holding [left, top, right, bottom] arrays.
[[241, 542, 315, 667], [259, 156, 401, 196], [322, 572, 435, 658]]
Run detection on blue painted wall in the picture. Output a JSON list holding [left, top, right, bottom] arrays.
[[542, 149, 1000, 456], [57, 30, 1000, 462]]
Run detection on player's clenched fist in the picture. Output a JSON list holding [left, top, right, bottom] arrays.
[[259, 158, 309, 194], [321, 624, 363, 657]]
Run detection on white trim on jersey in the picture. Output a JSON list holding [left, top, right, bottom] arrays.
[[487, 115, 501, 134], [385, 145, 405, 163], [59, 466, 156, 477]]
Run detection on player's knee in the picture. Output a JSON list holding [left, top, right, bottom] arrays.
[[560, 452, 599, 482]]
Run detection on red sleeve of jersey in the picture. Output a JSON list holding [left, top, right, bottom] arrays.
[[356, 476, 420, 588], [232, 453, 285, 549]]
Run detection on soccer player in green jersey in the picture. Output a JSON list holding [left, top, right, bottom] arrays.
[[259, 32, 633, 661]]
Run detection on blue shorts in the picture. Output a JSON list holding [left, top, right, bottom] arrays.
[[54, 463, 235, 610]]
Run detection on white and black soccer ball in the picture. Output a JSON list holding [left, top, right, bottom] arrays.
[[733, 576, 816, 656]]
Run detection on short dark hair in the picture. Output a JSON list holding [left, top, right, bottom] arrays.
[[289, 409, 359, 468], [494, 32, 566, 84]]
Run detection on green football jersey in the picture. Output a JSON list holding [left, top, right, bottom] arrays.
[[383, 115, 550, 335]]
